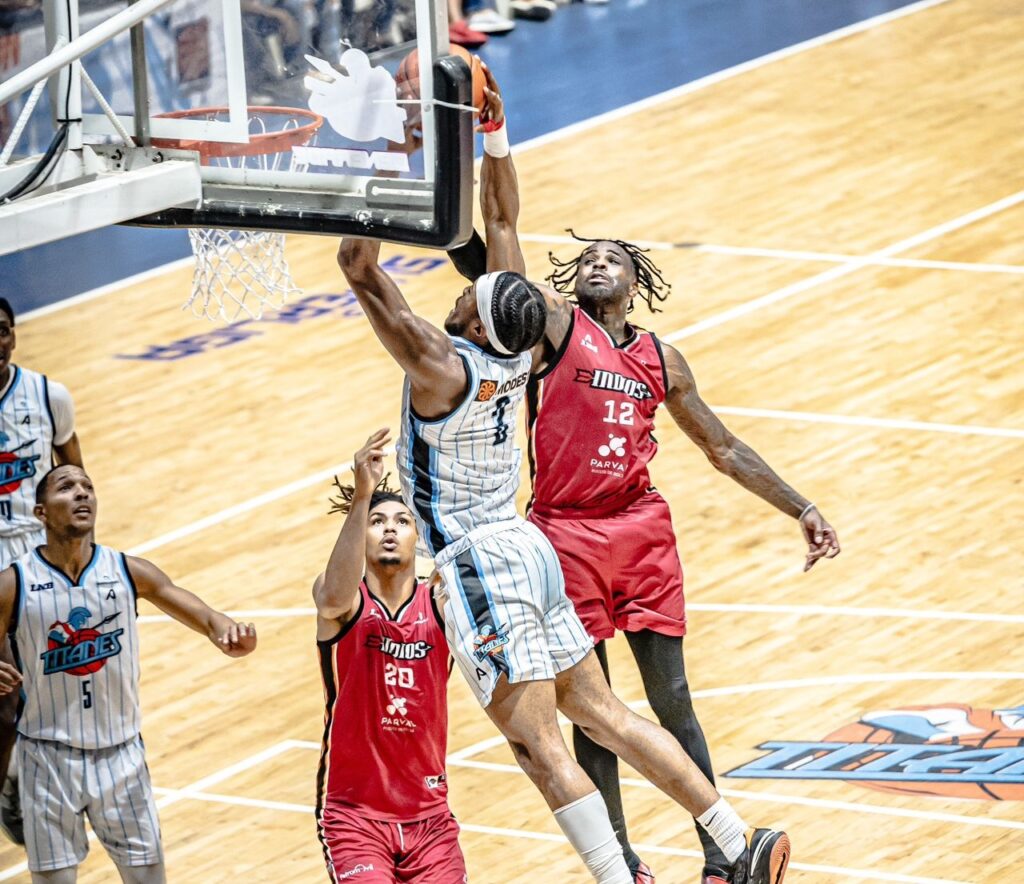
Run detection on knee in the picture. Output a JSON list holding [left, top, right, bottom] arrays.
[[646, 674, 697, 724]]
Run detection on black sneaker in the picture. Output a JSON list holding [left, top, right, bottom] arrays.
[[727, 828, 790, 884], [0, 774, 23, 845]]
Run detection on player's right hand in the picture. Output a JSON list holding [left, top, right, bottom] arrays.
[[476, 63, 504, 133], [0, 660, 21, 695], [354, 427, 392, 498]]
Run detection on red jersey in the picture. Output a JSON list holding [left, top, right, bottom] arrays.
[[527, 307, 668, 518], [316, 581, 450, 823]]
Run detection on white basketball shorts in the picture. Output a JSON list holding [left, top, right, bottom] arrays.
[[434, 518, 593, 708]]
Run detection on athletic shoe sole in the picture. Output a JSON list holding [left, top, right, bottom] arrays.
[[751, 831, 791, 884]]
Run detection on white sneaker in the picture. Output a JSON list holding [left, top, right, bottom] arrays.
[[468, 8, 516, 33]]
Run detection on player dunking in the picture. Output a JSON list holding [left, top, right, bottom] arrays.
[[473, 79, 839, 883], [0, 297, 85, 846], [0, 464, 257, 883], [313, 429, 466, 883], [335, 65, 791, 884]]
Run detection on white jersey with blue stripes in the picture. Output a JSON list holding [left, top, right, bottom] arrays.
[[0, 367, 54, 539], [399, 338, 532, 557], [10, 544, 141, 749]]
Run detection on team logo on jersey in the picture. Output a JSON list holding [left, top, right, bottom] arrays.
[[580, 333, 599, 353], [425, 772, 447, 789], [726, 703, 1024, 800], [574, 368, 652, 401], [41, 607, 124, 676], [382, 695, 416, 731], [365, 634, 433, 660], [472, 622, 510, 662], [29, 581, 54, 592], [0, 433, 40, 496], [476, 372, 529, 403], [476, 380, 498, 402]]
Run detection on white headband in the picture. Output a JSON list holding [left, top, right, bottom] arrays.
[[475, 271, 514, 355]]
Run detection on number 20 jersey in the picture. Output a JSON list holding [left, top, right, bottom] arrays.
[[527, 307, 669, 519]]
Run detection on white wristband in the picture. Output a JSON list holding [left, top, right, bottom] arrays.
[[483, 122, 510, 158], [798, 503, 817, 520]]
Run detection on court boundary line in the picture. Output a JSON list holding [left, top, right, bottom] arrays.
[[18, 0, 953, 325], [519, 233, 1024, 276], [136, 602, 1024, 626]]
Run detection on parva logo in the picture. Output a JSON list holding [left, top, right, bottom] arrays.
[[726, 703, 1024, 800]]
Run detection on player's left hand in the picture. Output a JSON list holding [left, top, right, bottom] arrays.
[[800, 507, 841, 571], [475, 62, 504, 133], [0, 660, 21, 695], [217, 622, 258, 657]]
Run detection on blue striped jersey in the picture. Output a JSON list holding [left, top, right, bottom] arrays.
[[398, 338, 532, 557], [0, 367, 55, 538], [10, 544, 141, 749]]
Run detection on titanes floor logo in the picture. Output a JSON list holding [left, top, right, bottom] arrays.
[[726, 703, 1024, 800]]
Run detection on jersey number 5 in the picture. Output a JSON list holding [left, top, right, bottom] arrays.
[[492, 395, 511, 445], [82, 680, 92, 709]]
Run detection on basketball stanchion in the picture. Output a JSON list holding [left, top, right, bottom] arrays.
[[153, 106, 324, 323]]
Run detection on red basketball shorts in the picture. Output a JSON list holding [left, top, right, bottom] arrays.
[[529, 491, 686, 642], [318, 804, 467, 883]]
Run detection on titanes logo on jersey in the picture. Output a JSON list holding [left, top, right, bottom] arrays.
[[365, 634, 433, 660], [476, 371, 529, 402], [0, 433, 40, 495], [41, 607, 124, 676], [574, 368, 652, 401], [726, 702, 1024, 800]]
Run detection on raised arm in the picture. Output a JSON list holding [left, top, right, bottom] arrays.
[[125, 557, 257, 656], [337, 237, 467, 417], [313, 429, 390, 632], [479, 66, 526, 277], [661, 343, 841, 571]]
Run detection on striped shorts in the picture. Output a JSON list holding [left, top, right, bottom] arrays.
[[435, 518, 593, 708], [18, 734, 163, 872]]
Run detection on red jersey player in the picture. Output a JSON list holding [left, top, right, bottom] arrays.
[[313, 429, 466, 884], [474, 96, 838, 883]]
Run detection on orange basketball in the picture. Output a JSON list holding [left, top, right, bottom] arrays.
[[396, 44, 486, 115]]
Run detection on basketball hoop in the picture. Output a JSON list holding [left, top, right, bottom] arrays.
[[153, 106, 324, 323]]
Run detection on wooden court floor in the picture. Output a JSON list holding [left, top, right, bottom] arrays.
[[7, 0, 1023, 880]]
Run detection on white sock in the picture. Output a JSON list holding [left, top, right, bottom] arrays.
[[554, 791, 633, 884], [696, 797, 747, 864]]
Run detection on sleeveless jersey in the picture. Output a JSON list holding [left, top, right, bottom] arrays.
[[527, 307, 668, 518], [317, 581, 450, 822], [398, 337, 532, 557], [10, 544, 141, 749], [0, 367, 55, 538]]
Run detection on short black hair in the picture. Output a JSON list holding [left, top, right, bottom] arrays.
[[0, 298, 13, 325], [487, 272, 547, 354], [35, 464, 75, 504], [329, 473, 407, 516], [547, 231, 671, 314]]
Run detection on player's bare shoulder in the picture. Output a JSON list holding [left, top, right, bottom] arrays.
[[531, 282, 573, 372]]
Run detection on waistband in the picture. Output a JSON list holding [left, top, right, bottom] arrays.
[[528, 487, 656, 521], [433, 517, 523, 568]]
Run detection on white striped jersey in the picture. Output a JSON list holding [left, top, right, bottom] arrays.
[[398, 338, 532, 557], [0, 367, 55, 538], [10, 544, 141, 749]]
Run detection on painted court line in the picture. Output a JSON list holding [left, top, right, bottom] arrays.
[[21, 0, 954, 326], [136, 601, 1024, 626], [143, 778, 969, 884], [520, 233, 1024, 276], [662, 189, 1024, 343]]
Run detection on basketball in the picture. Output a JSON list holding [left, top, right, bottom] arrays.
[[395, 44, 486, 115]]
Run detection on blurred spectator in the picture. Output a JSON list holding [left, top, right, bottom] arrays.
[[448, 0, 487, 49], [463, 0, 514, 35]]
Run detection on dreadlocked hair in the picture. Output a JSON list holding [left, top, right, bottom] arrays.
[[546, 230, 671, 314], [328, 472, 404, 515]]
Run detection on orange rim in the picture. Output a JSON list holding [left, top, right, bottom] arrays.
[[151, 106, 324, 159]]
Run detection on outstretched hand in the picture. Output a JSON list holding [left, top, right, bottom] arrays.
[[800, 507, 841, 571], [216, 622, 257, 657], [353, 428, 392, 498], [475, 62, 504, 133]]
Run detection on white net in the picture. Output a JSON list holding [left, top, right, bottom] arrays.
[[185, 228, 300, 323]]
